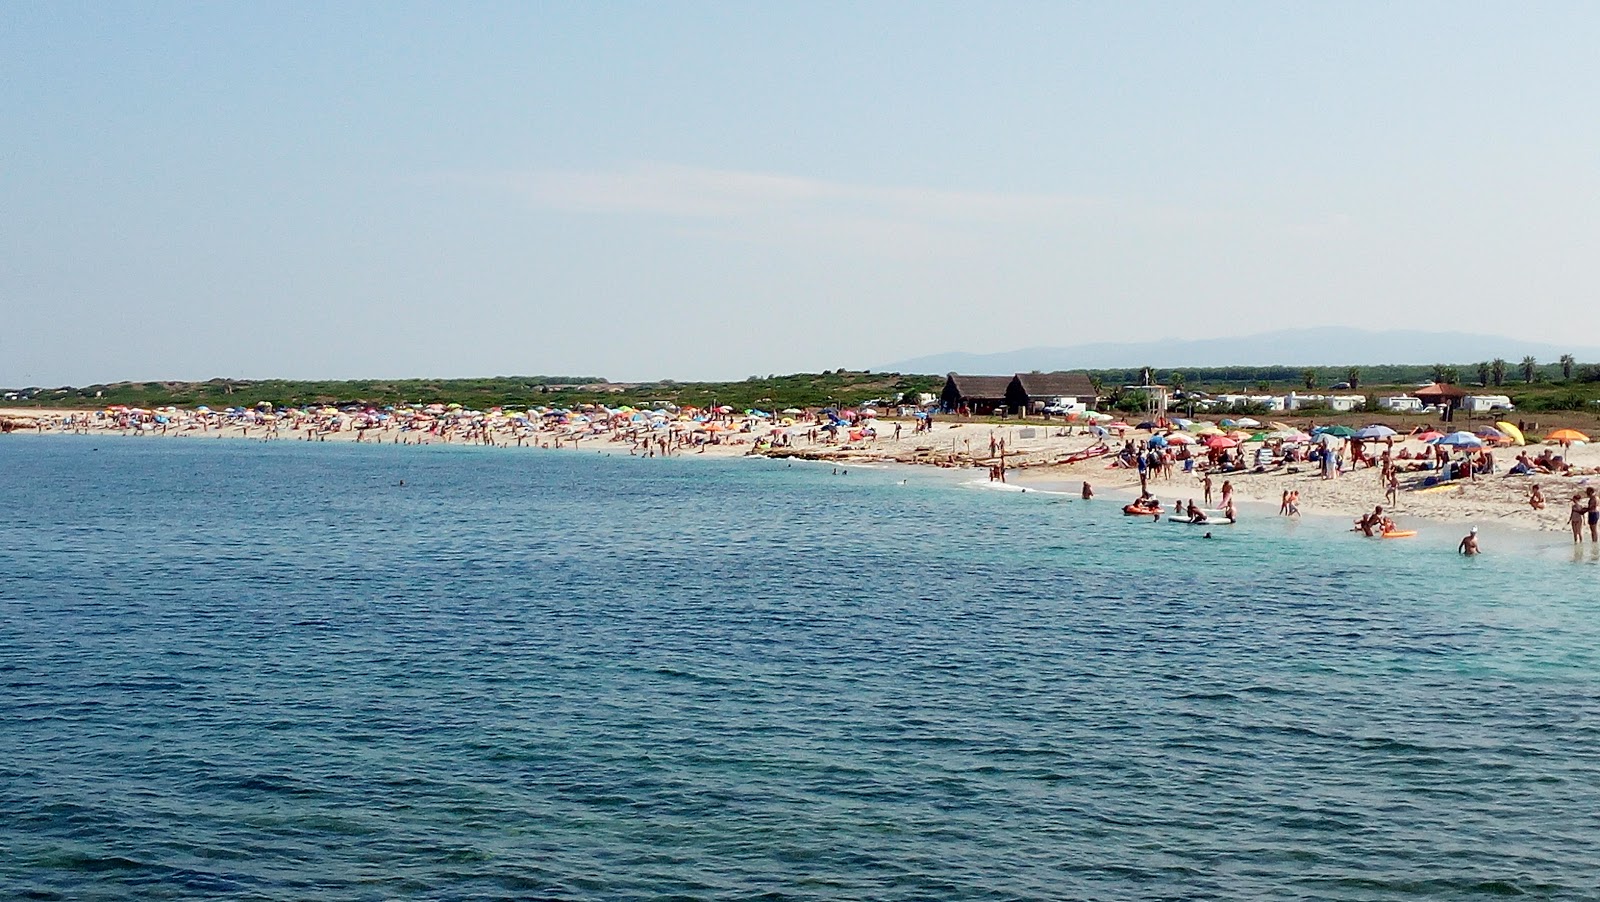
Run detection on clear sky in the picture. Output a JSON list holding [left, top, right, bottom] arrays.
[[5, 2, 1598, 386]]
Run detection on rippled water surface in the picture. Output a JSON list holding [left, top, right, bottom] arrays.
[[5, 437, 1600, 900]]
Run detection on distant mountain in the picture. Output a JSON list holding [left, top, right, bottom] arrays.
[[879, 328, 1600, 375]]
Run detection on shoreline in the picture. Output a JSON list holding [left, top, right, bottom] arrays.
[[6, 405, 1600, 550]]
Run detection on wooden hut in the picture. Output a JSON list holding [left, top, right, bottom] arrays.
[[941, 374, 1013, 415], [1006, 372, 1099, 414]]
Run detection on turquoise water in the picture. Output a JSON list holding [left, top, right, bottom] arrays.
[[4, 437, 1600, 900]]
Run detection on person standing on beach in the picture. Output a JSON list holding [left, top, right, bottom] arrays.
[[1203, 474, 1213, 506], [1588, 487, 1599, 543], [1220, 480, 1233, 511], [1571, 493, 1586, 543], [1385, 470, 1399, 506]]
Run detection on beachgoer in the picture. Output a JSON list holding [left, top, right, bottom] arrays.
[[1571, 494, 1586, 544], [1220, 480, 1233, 509], [1203, 474, 1214, 506], [1385, 471, 1398, 506], [1589, 487, 1599, 543], [1459, 527, 1480, 556], [1279, 489, 1290, 516], [1081, 482, 1094, 500], [1529, 484, 1545, 510]]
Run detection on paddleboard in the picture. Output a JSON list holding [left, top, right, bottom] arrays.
[[1170, 517, 1234, 526], [1381, 530, 1417, 538]]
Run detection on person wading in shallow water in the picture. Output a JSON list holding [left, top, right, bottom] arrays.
[[1459, 527, 1480, 556]]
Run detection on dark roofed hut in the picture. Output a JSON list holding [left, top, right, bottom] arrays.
[[941, 374, 1013, 415], [1006, 372, 1099, 415]]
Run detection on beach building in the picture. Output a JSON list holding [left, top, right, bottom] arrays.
[[940, 375, 1013, 415], [1006, 372, 1099, 415], [1412, 382, 1467, 407], [1412, 382, 1469, 421]]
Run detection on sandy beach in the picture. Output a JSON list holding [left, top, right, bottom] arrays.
[[6, 405, 1600, 539]]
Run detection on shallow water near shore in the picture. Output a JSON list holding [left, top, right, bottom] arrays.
[[5, 436, 1600, 900]]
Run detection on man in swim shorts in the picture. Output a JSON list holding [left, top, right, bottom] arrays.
[[1459, 527, 1480, 556]]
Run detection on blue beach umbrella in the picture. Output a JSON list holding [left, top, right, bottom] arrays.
[[1431, 431, 1485, 448]]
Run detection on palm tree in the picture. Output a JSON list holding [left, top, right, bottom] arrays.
[[1476, 361, 1491, 386], [1302, 369, 1317, 390], [1345, 367, 1360, 390], [1441, 366, 1460, 384], [1561, 354, 1575, 381], [1431, 363, 1447, 383], [1491, 358, 1507, 387], [1521, 356, 1537, 384], [1169, 371, 1186, 391]]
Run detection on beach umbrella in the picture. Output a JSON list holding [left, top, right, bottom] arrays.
[[1317, 425, 1357, 438], [1164, 432, 1196, 445], [1219, 418, 1237, 427], [1432, 431, 1485, 448], [1235, 417, 1262, 428], [1546, 428, 1590, 443], [782, 408, 803, 415], [1352, 425, 1397, 440], [1495, 421, 1526, 445], [1474, 425, 1506, 439], [1204, 434, 1238, 449], [1195, 426, 1225, 436], [1137, 420, 1159, 430], [1413, 430, 1445, 442], [1147, 434, 1168, 447], [1248, 431, 1270, 442]]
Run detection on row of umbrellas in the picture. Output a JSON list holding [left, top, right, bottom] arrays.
[[1138, 421, 1592, 451]]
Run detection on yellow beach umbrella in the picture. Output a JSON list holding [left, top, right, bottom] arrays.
[[1494, 421, 1526, 445]]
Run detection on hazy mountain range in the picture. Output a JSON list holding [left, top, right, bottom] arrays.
[[879, 328, 1600, 375]]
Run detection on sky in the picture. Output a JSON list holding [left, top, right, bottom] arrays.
[[4, 1, 1599, 386]]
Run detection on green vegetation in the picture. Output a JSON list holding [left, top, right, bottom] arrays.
[[7, 357, 1600, 415], [2, 372, 946, 412]]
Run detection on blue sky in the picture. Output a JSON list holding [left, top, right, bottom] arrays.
[[5, 2, 1598, 385]]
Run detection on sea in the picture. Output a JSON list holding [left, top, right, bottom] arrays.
[[4, 436, 1600, 901]]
